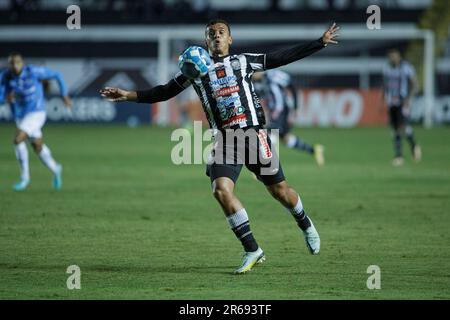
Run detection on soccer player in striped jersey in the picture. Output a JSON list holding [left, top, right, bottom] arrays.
[[101, 20, 339, 274], [253, 69, 325, 166], [383, 49, 422, 166], [0, 53, 72, 191]]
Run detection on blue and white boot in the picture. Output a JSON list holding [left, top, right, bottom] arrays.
[[53, 164, 63, 190], [13, 179, 30, 191]]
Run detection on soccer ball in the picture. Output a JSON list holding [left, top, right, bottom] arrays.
[[178, 46, 212, 79]]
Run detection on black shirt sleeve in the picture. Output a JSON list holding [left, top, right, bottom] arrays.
[[244, 53, 266, 72], [136, 72, 191, 103], [265, 38, 326, 70]]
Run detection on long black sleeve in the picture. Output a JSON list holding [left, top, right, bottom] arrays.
[[136, 78, 186, 103], [265, 38, 326, 70]]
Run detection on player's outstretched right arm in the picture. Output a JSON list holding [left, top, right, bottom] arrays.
[[100, 76, 189, 104], [264, 23, 339, 70]]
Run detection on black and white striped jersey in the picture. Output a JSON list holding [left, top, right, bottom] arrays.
[[383, 61, 416, 107], [136, 38, 327, 127], [173, 53, 267, 130]]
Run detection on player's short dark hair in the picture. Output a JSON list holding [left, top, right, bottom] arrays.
[[205, 19, 231, 35]]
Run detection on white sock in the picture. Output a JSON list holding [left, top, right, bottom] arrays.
[[226, 208, 249, 229], [15, 142, 30, 181], [288, 196, 311, 231], [39, 144, 59, 174], [287, 195, 304, 215], [226, 208, 259, 252]]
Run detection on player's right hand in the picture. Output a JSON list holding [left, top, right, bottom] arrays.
[[322, 22, 339, 45], [99, 87, 131, 102]]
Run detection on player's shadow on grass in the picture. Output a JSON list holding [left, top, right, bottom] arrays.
[[91, 265, 238, 275], [1, 263, 324, 276], [0, 263, 237, 275]]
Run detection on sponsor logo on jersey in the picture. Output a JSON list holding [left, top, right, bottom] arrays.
[[209, 75, 237, 87], [252, 91, 262, 108], [257, 130, 273, 159], [231, 59, 241, 71], [216, 68, 226, 78], [214, 85, 240, 97], [217, 95, 239, 108], [220, 104, 245, 121], [223, 113, 247, 127]]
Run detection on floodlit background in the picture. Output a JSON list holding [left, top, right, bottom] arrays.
[[0, 0, 450, 300], [0, 0, 449, 127]]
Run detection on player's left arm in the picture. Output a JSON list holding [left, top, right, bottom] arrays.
[[33, 66, 72, 107], [264, 23, 339, 70]]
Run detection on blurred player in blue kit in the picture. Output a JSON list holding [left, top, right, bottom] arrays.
[[0, 53, 72, 191]]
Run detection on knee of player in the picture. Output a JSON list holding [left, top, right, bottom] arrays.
[[268, 183, 289, 202], [31, 141, 43, 153], [13, 136, 26, 145], [212, 185, 233, 202]]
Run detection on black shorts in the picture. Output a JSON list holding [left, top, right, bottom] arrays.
[[205, 126, 286, 186], [389, 105, 409, 130], [268, 109, 290, 138]]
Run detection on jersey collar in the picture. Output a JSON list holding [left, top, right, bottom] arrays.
[[212, 54, 230, 62]]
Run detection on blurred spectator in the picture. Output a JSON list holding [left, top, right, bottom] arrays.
[[10, 0, 38, 22], [191, 0, 215, 19], [191, 0, 208, 13]]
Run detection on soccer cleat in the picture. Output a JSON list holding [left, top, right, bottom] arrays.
[[13, 179, 30, 191], [392, 157, 404, 167], [413, 145, 422, 162], [303, 219, 320, 255], [53, 164, 63, 190], [313, 144, 325, 166], [234, 247, 265, 274]]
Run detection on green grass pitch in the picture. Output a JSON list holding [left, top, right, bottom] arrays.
[[0, 124, 449, 299]]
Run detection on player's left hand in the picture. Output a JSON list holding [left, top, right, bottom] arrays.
[[63, 96, 73, 108], [322, 22, 340, 45]]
